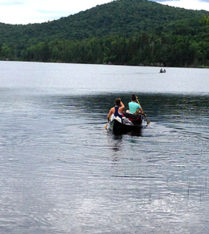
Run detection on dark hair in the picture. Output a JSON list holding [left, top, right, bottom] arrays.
[[115, 98, 121, 106], [131, 94, 137, 101]]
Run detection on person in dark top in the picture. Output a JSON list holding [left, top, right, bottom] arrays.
[[107, 98, 125, 121]]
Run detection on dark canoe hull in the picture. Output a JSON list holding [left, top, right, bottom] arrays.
[[112, 118, 142, 135]]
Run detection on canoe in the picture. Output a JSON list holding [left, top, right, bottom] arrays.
[[160, 69, 166, 73], [108, 114, 142, 135]]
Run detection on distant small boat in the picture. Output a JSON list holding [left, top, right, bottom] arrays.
[[160, 68, 166, 73]]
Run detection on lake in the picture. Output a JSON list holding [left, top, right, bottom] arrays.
[[0, 61, 209, 233]]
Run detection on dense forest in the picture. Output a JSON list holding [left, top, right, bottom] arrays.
[[0, 0, 209, 67]]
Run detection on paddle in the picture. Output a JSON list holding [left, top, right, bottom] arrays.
[[136, 96, 150, 125], [104, 122, 108, 130]]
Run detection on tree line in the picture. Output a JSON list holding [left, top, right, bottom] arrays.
[[1, 32, 209, 67]]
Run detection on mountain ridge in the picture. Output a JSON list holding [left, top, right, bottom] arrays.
[[0, 0, 208, 43], [0, 0, 209, 66]]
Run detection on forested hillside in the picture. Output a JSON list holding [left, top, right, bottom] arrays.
[[0, 0, 209, 67]]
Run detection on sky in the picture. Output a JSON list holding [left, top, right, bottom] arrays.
[[0, 0, 209, 25], [155, 0, 209, 11]]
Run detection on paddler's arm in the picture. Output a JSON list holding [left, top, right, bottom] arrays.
[[136, 97, 144, 114], [119, 100, 125, 113], [107, 107, 114, 121], [136, 106, 144, 114]]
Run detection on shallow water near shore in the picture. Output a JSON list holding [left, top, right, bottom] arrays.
[[0, 61, 209, 233]]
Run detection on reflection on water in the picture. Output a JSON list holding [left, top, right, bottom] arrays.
[[0, 90, 209, 233]]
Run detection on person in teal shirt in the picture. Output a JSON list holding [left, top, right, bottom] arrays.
[[128, 94, 144, 114]]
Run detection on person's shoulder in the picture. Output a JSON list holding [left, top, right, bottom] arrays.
[[133, 102, 139, 106], [137, 103, 141, 107]]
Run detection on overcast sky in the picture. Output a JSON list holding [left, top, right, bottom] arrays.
[[0, 0, 209, 25]]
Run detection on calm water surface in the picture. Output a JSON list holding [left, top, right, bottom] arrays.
[[0, 61, 209, 233]]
